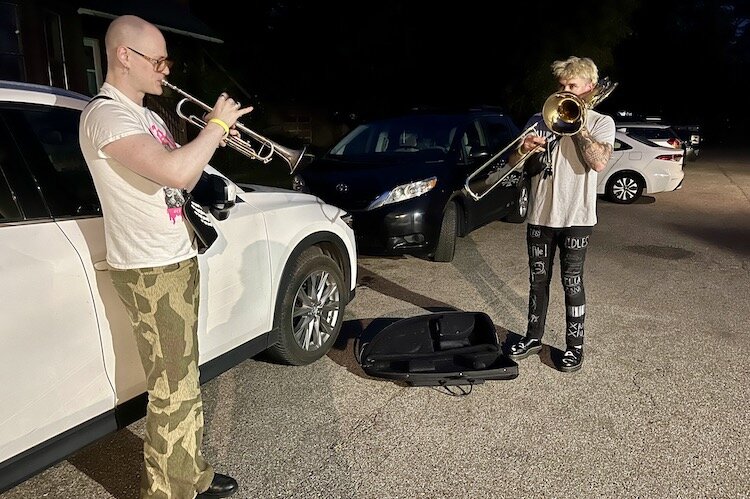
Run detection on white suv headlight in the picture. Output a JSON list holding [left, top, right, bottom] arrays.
[[367, 177, 437, 210]]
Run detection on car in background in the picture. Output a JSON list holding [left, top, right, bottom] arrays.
[[292, 109, 529, 262], [0, 80, 357, 493], [598, 131, 685, 203], [672, 124, 702, 161], [615, 122, 697, 162]]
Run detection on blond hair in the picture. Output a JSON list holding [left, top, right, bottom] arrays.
[[551, 56, 599, 85]]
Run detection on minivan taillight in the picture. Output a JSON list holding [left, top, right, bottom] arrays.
[[667, 137, 682, 148], [655, 154, 683, 162]]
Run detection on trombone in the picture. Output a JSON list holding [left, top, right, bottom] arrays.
[[464, 77, 618, 201], [161, 80, 307, 173]]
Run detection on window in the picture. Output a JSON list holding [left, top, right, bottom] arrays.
[[0, 114, 47, 220], [1, 104, 100, 218], [42, 11, 68, 89], [482, 117, 518, 155], [329, 115, 457, 158], [0, 165, 21, 222], [460, 120, 486, 161], [0, 2, 25, 81], [83, 37, 103, 96], [614, 139, 632, 151]]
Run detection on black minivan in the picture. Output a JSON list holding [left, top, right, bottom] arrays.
[[292, 109, 529, 262]]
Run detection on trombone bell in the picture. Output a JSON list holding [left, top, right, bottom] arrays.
[[542, 77, 619, 136], [542, 92, 586, 135]]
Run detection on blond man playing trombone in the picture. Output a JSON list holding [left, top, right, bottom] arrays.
[[506, 56, 615, 372]]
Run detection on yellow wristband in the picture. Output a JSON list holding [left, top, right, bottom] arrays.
[[208, 118, 230, 139]]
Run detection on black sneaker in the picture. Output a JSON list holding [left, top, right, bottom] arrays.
[[507, 336, 543, 360], [559, 346, 583, 372]]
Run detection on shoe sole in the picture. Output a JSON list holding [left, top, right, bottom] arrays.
[[507, 344, 542, 360], [559, 360, 583, 373]]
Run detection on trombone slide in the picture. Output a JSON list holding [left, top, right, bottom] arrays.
[[464, 123, 539, 201]]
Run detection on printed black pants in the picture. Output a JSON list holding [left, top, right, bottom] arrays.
[[526, 224, 593, 347]]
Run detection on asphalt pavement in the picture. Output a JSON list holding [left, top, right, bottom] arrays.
[[3, 148, 749, 499]]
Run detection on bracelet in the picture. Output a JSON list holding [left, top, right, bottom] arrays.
[[208, 118, 230, 139], [517, 144, 526, 156]]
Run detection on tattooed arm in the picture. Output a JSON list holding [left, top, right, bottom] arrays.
[[572, 127, 613, 172]]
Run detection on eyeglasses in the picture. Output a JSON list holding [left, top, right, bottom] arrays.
[[127, 47, 174, 72]]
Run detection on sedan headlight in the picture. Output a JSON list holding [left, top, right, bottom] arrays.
[[367, 177, 437, 210]]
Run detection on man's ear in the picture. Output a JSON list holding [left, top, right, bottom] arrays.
[[116, 46, 130, 68]]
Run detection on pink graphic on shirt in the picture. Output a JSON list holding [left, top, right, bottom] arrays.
[[148, 119, 184, 222], [164, 188, 185, 223], [149, 123, 177, 150], [168, 206, 183, 223]]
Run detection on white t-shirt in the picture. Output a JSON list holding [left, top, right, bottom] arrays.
[[79, 83, 197, 269], [524, 109, 615, 228]]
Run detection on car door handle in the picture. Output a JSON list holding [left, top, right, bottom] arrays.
[[94, 261, 110, 271]]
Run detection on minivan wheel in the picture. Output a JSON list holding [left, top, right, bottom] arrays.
[[432, 201, 457, 262], [606, 172, 643, 204], [503, 177, 530, 223], [268, 247, 345, 365]]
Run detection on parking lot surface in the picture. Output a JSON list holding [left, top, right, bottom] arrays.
[[3, 148, 749, 498]]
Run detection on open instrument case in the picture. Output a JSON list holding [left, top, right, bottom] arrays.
[[359, 311, 518, 387]]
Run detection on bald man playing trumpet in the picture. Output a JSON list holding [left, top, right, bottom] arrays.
[[79, 14, 252, 498]]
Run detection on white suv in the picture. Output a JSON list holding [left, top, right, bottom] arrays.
[[0, 80, 357, 492]]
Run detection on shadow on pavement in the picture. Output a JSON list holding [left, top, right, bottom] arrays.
[[68, 428, 142, 499]]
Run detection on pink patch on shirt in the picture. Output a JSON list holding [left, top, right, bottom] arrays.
[[168, 207, 183, 224]]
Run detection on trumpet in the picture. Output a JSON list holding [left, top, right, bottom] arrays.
[[464, 77, 617, 201], [161, 80, 306, 173]]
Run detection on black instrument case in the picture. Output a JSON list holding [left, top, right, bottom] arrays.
[[359, 311, 518, 387]]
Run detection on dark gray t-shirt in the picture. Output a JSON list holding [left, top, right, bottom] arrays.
[[523, 110, 615, 227]]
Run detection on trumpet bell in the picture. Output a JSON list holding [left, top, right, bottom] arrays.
[[275, 142, 307, 173]]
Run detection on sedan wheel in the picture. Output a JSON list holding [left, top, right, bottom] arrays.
[[269, 248, 346, 365], [607, 172, 643, 204]]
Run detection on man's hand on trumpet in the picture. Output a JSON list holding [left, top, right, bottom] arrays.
[[205, 92, 253, 147]]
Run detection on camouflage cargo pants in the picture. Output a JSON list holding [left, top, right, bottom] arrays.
[[111, 257, 214, 499]]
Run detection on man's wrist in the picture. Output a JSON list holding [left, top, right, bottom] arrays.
[[208, 118, 230, 139]]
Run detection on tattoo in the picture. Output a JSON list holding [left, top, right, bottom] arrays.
[[573, 127, 613, 171]]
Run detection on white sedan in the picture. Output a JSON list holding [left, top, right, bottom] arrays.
[[598, 131, 685, 204], [0, 80, 357, 492]]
